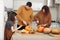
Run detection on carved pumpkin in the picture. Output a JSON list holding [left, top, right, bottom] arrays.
[[20, 29, 29, 34], [51, 29, 60, 34], [36, 25, 44, 33], [25, 26, 32, 31], [44, 28, 51, 34], [29, 29, 35, 34]]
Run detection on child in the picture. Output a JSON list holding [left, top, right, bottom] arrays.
[[4, 11, 21, 40]]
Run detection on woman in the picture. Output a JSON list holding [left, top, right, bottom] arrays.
[[4, 11, 21, 40], [34, 5, 51, 28]]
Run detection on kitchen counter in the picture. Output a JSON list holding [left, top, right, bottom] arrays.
[[11, 32, 60, 40], [11, 22, 60, 40]]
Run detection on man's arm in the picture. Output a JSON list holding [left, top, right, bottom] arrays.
[[16, 6, 23, 22]]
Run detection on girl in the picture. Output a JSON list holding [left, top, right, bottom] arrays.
[[4, 11, 22, 40]]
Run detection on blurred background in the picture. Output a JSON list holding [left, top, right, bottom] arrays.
[[4, 0, 60, 23], [4, 0, 60, 29], [0, 0, 60, 40]]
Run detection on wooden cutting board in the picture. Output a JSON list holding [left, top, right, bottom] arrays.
[[49, 33, 60, 37]]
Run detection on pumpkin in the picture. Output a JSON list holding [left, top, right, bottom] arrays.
[[29, 29, 35, 34], [25, 26, 32, 31], [36, 25, 44, 33], [44, 28, 51, 34], [20, 29, 29, 34], [51, 29, 60, 34]]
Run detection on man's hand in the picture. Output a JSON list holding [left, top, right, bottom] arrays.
[[28, 22, 31, 25], [23, 20, 27, 25]]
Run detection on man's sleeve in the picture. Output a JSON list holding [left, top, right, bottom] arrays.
[[16, 6, 23, 22]]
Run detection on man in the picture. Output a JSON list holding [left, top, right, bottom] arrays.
[[16, 2, 33, 30]]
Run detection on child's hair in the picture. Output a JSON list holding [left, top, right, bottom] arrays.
[[7, 11, 17, 22]]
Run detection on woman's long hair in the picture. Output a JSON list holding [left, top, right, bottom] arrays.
[[42, 5, 50, 15], [7, 11, 17, 23]]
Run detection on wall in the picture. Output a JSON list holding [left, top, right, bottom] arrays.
[[0, 0, 4, 40], [4, 0, 13, 8], [58, 5, 60, 22], [14, 0, 28, 10], [50, 7, 58, 21]]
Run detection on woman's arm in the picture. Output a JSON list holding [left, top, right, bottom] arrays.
[[46, 14, 51, 27], [34, 13, 40, 24]]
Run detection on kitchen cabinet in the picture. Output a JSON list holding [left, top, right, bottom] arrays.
[[58, 5, 60, 22], [13, 0, 44, 10], [47, 0, 53, 7], [55, 0, 60, 4]]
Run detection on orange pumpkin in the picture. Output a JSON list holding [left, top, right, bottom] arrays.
[[29, 29, 35, 34], [36, 25, 44, 33], [44, 28, 51, 34], [25, 26, 32, 31]]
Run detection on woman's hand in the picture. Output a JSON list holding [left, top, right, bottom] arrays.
[[36, 20, 39, 24], [41, 24, 47, 27]]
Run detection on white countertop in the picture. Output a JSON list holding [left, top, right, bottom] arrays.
[[11, 32, 60, 40]]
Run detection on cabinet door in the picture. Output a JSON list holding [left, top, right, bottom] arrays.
[[58, 5, 60, 22], [55, 0, 60, 4], [29, 0, 44, 11]]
